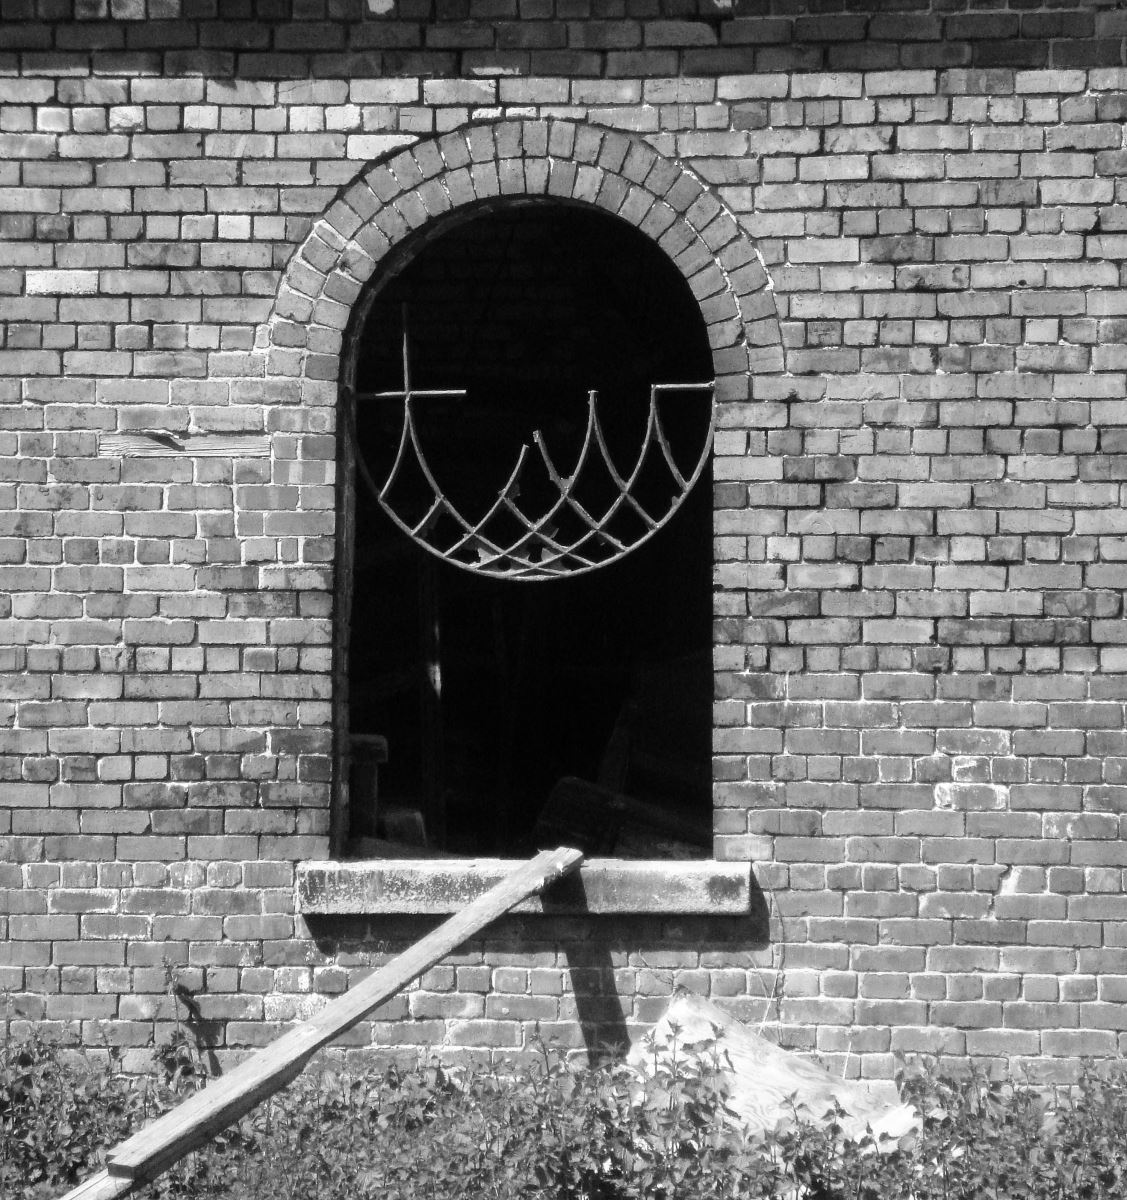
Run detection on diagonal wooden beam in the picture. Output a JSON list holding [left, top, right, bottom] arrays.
[[58, 847, 584, 1200], [53, 1169, 131, 1200]]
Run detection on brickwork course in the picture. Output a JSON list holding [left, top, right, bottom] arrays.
[[2, 0, 1127, 1083]]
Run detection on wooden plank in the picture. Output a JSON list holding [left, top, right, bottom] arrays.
[[297, 858, 753, 915], [99, 433, 271, 458], [102, 846, 583, 1185], [58, 1169, 133, 1200]]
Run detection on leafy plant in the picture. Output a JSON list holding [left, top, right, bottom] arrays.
[[1, 1027, 147, 1196], [5, 1016, 1127, 1200]]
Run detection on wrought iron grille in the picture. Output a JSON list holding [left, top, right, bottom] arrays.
[[351, 329, 715, 582]]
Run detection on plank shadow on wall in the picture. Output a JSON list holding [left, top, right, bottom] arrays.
[[306, 884, 771, 1061]]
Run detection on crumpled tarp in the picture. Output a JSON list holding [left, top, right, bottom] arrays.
[[628, 992, 920, 1145]]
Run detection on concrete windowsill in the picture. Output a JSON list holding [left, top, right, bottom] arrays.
[[297, 858, 753, 916]]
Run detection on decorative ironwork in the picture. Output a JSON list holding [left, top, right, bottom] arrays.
[[352, 327, 715, 582]]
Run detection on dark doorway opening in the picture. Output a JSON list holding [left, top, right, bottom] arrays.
[[341, 200, 715, 857]]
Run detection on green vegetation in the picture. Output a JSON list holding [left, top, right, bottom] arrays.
[[4, 1022, 1127, 1199]]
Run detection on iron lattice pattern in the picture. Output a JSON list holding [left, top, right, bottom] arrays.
[[355, 381, 716, 582]]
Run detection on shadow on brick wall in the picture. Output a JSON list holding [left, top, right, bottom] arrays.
[[304, 873, 770, 1058]]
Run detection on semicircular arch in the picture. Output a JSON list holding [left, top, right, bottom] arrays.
[[260, 118, 784, 402]]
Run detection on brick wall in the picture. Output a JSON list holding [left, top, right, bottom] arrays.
[[2, 2, 1127, 1081]]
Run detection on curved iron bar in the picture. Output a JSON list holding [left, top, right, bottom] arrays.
[[374, 387, 463, 502], [650, 382, 695, 490], [441, 442, 532, 560], [373, 401, 599, 579], [448, 453, 600, 576], [537, 383, 715, 548], [432, 439, 598, 575], [587, 400, 661, 531], [376, 390, 518, 567], [443, 393, 615, 577], [536, 388, 678, 545], [532, 395, 632, 553], [654, 380, 717, 498], [477, 381, 714, 577], [580, 403, 664, 535], [354, 381, 716, 581]]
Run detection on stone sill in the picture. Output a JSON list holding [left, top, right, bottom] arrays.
[[297, 858, 753, 916]]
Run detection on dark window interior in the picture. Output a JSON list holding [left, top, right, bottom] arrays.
[[343, 200, 715, 858]]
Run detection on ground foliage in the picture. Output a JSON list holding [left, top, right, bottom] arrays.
[[4, 1021, 1127, 1199]]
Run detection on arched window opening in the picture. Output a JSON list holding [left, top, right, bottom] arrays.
[[340, 200, 716, 858]]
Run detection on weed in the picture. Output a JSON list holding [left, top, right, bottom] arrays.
[[3, 1025, 1127, 1200]]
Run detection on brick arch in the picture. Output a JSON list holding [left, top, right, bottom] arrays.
[[260, 118, 784, 398]]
